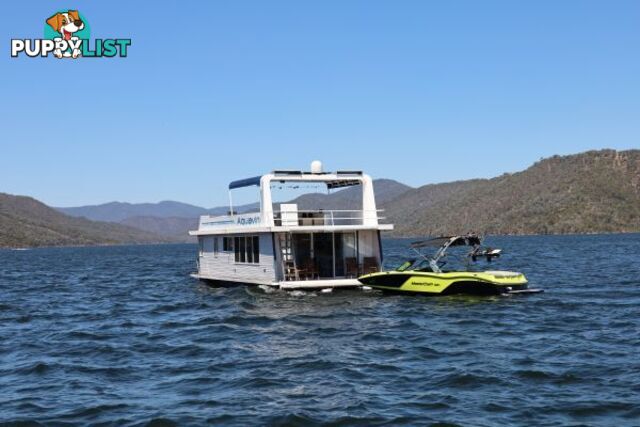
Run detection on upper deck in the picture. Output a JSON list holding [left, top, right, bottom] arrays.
[[189, 164, 394, 236]]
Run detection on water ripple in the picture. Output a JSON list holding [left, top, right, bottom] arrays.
[[1, 236, 640, 425]]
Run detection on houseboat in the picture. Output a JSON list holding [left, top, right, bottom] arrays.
[[190, 162, 393, 290]]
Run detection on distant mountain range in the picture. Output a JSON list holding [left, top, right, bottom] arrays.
[[2, 149, 638, 248], [0, 194, 169, 248], [55, 179, 411, 221], [55, 179, 412, 242], [56, 200, 211, 222]]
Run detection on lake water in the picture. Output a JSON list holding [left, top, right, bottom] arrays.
[[1, 235, 639, 426]]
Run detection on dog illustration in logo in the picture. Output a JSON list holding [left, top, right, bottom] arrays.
[[46, 10, 84, 58]]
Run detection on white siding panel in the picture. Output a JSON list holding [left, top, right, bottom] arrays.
[[198, 233, 276, 285]]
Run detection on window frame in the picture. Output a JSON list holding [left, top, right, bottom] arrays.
[[223, 237, 233, 252], [232, 235, 261, 265], [253, 236, 260, 263]]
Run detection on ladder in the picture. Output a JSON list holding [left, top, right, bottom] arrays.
[[278, 233, 298, 281]]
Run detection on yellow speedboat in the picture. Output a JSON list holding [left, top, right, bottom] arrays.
[[358, 234, 542, 296]]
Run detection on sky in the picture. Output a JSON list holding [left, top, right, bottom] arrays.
[[1, 0, 638, 207]]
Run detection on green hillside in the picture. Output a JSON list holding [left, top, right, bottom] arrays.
[[4, 150, 638, 247], [385, 149, 640, 236], [0, 193, 169, 248]]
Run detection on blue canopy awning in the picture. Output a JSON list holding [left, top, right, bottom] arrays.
[[229, 175, 262, 190]]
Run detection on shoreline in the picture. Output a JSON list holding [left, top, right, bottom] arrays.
[[2, 230, 639, 250]]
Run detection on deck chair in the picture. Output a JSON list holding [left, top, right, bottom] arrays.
[[345, 257, 359, 278], [362, 257, 379, 274]]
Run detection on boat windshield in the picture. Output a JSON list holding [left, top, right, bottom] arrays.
[[413, 258, 435, 272], [395, 260, 416, 272]]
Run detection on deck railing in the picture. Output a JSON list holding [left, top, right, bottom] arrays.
[[198, 209, 386, 229], [273, 209, 385, 227]]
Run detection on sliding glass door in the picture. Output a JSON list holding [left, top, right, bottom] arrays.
[[288, 231, 360, 280]]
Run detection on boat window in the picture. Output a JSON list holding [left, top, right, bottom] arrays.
[[253, 236, 260, 263], [233, 235, 260, 264], [239, 237, 246, 262], [293, 234, 312, 268], [334, 233, 345, 277], [223, 237, 233, 252], [246, 236, 254, 263], [213, 237, 219, 255]]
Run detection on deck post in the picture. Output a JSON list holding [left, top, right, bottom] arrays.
[[332, 232, 336, 278], [361, 174, 378, 226], [260, 174, 275, 227], [228, 191, 234, 218]]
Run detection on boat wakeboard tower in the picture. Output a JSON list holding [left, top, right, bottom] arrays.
[[410, 234, 502, 273], [358, 233, 543, 296]]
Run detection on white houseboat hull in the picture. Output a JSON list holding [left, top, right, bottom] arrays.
[[189, 165, 393, 290]]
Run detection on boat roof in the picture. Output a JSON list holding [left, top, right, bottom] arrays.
[[228, 170, 364, 190], [228, 176, 262, 189], [410, 234, 482, 248]]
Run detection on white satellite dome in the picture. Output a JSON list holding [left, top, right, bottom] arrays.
[[310, 160, 323, 174]]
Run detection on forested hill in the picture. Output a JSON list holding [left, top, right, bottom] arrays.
[[384, 149, 640, 236], [0, 193, 168, 248], [4, 149, 639, 247]]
